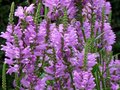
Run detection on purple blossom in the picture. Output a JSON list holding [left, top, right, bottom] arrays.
[[21, 78, 30, 88], [15, 6, 24, 19], [1, 42, 20, 59], [73, 71, 96, 90], [7, 64, 19, 75], [5, 58, 14, 65], [104, 23, 116, 51], [34, 78, 46, 90], [105, 2, 111, 14], [55, 60, 66, 77], [0, 25, 14, 42], [25, 4, 35, 14], [64, 25, 78, 47], [111, 83, 119, 90], [75, 52, 98, 70], [50, 23, 62, 52], [43, 0, 76, 19], [43, 0, 59, 9], [87, 53, 98, 70], [109, 60, 120, 82]]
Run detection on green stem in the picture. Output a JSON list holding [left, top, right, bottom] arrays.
[[84, 45, 88, 70], [94, 72, 101, 90], [98, 65, 107, 90], [15, 73, 19, 90], [83, 39, 92, 70], [68, 66, 76, 90], [44, 6, 48, 19], [34, 3, 42, 25], [2, 63, 6, 90]]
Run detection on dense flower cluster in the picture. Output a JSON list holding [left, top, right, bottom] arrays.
[[43, 0, 76, 20], [1, 0, 119, 90]]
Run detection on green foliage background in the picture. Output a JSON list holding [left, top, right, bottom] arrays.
[[110, 0, 120, 54], [0, 0, 120, 89]]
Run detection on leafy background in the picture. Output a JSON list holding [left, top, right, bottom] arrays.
[[0, 0, 120, 89]]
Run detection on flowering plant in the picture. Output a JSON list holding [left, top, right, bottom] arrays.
[[1, 0, 119, 90]]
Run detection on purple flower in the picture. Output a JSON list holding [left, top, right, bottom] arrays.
[[21, 78, 30, 88], [50, 23, 62, 51], [5, 58, 14, 65], [83, 21, 91, 38], [37, 20, 47, 43], [0, 25, 14, 42], [1, 42, 20, 59], [109, 60, 120, 82], [34, 78, 46, 90], [45, 64, 54, 75], [25, 4, 35, 14], [73, 71, 96, 90], [105, 2, 111, 14], [43, 0, 76, 19], [7, 64, 19, 75], [43, 0, 59, 9], [25, 16, 33, 22], [76, 52, 98, 70], [15, 6, 24, 19], [104, 23, 116, 51], [111, 83, 119, 90], [64, 25, 78, 47], [21, 46, 31, 58], [15, 4, 35, 19], [55, 60, 66, 77], [87, 53, 98, 70]]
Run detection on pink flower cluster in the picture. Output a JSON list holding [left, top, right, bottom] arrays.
[[1, 0, 119, 90]]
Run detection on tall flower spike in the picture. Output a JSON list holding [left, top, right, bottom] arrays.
[[2, 2, 15, 90], [15, 6, 24, 19]]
